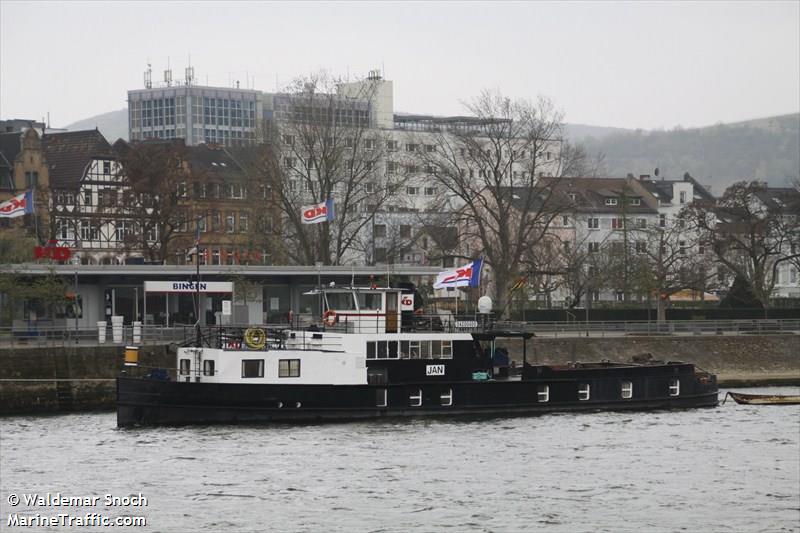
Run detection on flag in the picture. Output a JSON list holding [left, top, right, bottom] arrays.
[[302, 198, 334, 224], [0, 190, 34, 218], [434, 258, 483, 289]]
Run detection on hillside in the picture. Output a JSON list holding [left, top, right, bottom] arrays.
[[577, 113, 800, 193], [65, 109, 800, 193], [64, 109, 128, 143]]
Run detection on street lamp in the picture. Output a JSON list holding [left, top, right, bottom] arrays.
[[71, 254, 80, 344]]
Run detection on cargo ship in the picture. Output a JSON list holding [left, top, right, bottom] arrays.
[[116, 285, 718, 427]]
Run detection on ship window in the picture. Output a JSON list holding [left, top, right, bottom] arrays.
[[358, 292, 382, 310], [442, 341, 452, 358], [420, 341, 430, 358], [440, 388, 453, 406], [377, 341, 387, 359], [621, 381, 633, 399], [410, 389, 422, 407], [279, 359, 301, 378], [578, 383, 590, 401], [388, 341, 398, 359], [669, 379, 680, 396], [431, 341, 442, 358], [537, 385, 550, 402], [203, 360, 215, 376], [377, 389, 387, 407], [325, 292, 356, 311], [179, 358, 190, 375], [367, 341, 376, 359], [400, 341, 410, 358], [242, 359, 265, 378], [409, 341, 420, 358]]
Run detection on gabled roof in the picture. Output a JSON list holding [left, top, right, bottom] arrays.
[[43, 129, 113, 189], [0, 132, 23, 168], [185, 144, 246, 180], [754, 187, 800, 214], [543, 177, 659, 214]]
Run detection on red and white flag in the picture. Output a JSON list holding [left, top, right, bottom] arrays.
[[301, 198, 334, 225], [433, 258, 483, 289], [0, 190, 34, 218]]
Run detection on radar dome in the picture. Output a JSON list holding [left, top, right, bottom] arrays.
[[477, 296, 493, 314]]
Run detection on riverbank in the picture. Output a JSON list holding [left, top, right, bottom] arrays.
[[0, 335, 798, 415]]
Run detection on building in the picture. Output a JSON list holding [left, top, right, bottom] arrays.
[[0, 128, 52, 236], [127, 67, 262, 146]]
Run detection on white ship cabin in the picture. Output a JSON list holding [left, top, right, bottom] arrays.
[[172, 286, 475, 386]]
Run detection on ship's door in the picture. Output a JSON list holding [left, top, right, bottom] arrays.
[[385, 292, 399, 333]]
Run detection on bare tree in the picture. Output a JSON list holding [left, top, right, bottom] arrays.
[[117, 140, 191, 263], [418, 90, 585, 316], [261, 72, 406, 265], [626, 208, 717, 321], [687, 181, 800, 313]]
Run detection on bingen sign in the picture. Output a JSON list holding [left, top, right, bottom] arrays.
[[144, 281, 234, 293]]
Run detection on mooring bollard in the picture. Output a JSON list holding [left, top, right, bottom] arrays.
[[112, 316, 124, 343], [133, 321, 142, 344], [97, 321, 107, 343]]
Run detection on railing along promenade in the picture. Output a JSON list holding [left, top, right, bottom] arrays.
[[0, 318, 798, 348]]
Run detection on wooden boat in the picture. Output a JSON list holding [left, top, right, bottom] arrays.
[[724, 392, 800, 405]]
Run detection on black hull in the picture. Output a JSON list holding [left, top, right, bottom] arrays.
[[117, 375, 719, 427]]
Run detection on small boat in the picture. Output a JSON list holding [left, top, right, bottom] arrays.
[[723, 392, 800, 405]]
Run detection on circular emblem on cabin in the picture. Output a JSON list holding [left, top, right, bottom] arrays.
[[244, 328, 267, 350]]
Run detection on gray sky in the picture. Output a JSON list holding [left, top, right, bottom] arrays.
[[1, 1, 798, 130]]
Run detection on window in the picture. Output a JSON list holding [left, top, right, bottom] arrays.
[[364, 182, 375, 193], [621, 381, 633, 399], [282, 134, 295, 145], [24, 171, 39, 187], [636, 218, 647, 228], [405, 143, 418, 152], [698, 243, 705, 255], [563, 241, 571, 254], [365, 138, 375, 150], [242, 359, 264, 378], [612, 218, 625, 230], [424, 187, 437, 196], [374, 224, 386, 238], [386, 140, 398, 151], [103, 161, 111, 175], [630, 198, 641, 206], [679, 240, 687, 255], [387, 161, 398, 174], [178, 182, 187, 198], [179, 358, 191, 375], [562, 215, 569, 226], [226, 213, 235, 233], [284, 157, 296, 168], [239, 213, 248, 232], [278, 359, 301, 378], [636, 241, 647, 254], [588, 242, 600, 254], [669, 379, 680, 396], [605, 198, 618, 206], [400, 225, 411, 238], [537, 385, 549, 402], [679, 191, 687, 204], [440, 388, 453, 406], [406, 186, 419, 196], [578, 383, 590, 401], [203, 360, 215, 376], [426, 144, 436, 153], [659, 214, 666, 228], [409, 389, 422, 407], [376, 389, 387, 407], [588, 217, 600, 230], [358, 293, 382, 310]]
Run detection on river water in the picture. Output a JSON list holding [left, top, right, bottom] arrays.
[[1, 387, 798, 533]]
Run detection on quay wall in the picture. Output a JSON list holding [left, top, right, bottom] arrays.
[[0, 335, 798, 415]]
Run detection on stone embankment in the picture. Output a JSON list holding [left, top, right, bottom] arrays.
[[0, 335, 798, 415]]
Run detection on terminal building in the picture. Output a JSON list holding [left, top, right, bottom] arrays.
[[2, 264, 440, 333]]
